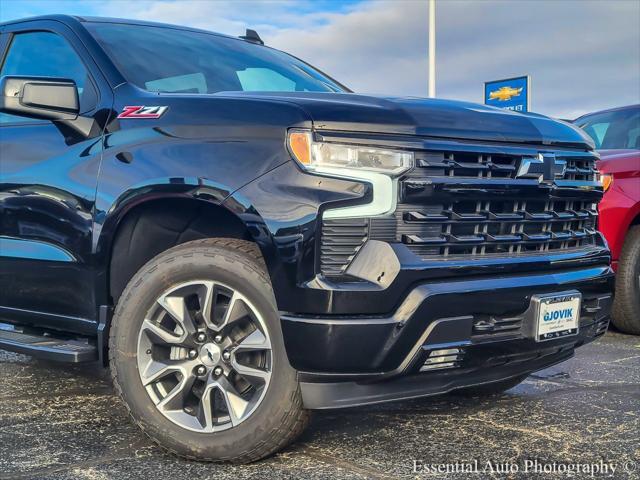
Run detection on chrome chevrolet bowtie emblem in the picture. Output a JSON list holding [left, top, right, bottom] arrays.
[[200, 343, 220, 366], [516, 153, 566, 182]]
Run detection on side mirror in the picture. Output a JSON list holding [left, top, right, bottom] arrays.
[[0, 76, 79, 121]]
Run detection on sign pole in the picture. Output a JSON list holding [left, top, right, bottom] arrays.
[[428, 0, 436, 98]]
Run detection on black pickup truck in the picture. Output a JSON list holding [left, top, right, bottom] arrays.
[[0, 15, 613, 463]]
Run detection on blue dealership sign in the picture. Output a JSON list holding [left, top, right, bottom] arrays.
[[484, 76, 530, 112]]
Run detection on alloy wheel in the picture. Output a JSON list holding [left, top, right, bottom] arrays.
[[136, 280, 272, 432]]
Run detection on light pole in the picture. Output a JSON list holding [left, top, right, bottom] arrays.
[[428, 0, 436, 98]]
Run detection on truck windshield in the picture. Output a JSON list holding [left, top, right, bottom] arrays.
[[574, 107, 640, 150], [86, 22, 346, 94]]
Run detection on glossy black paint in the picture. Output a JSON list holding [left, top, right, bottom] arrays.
[[282, 265, 613, 375], [0, 18, 113, 324], [228, 161, 611, 316], [220, 91, 594, 149], [0, 16, 613, 392], [301, 346, 575, 409]]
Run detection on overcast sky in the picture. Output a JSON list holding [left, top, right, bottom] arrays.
[[2, 0, 639, 119]]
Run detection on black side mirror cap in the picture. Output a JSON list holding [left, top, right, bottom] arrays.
[[0, 76, 79, 121]]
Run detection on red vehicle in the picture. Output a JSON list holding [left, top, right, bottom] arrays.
[[575, 105, 640, 334]]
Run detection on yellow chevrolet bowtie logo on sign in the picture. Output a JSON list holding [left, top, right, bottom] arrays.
[[489, 86, 523, 102]]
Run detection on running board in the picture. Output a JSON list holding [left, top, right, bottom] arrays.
[[0, 325, 97, 362]]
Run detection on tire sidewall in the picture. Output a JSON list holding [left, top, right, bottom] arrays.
[[624, 235, 640, 314], [613, 226, 640, 333]]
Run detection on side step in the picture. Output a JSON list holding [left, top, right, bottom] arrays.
[[0, 324, 97, 363]]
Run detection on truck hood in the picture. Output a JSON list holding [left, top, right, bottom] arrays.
[[598, 149, 639, 160], [596, 149, 640, 174], [215, 91, 594, 149]]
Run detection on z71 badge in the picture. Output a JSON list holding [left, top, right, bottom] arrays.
[[117, 105, 168, 119]]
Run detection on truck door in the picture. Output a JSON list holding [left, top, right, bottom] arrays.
[[0, 22, 110, 332]]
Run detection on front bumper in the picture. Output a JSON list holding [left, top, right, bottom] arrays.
[[281, 265, 613, 409]]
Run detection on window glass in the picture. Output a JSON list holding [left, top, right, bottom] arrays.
[[145, 73, 208, 94], [585, 123, 609, 147], [86, 23, 345, 94], [0, 31, 95, 123], [576, 107, 640, 150], [237, 68, 297, 91]]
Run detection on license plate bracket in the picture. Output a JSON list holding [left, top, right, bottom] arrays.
[[532, 291, 581, 342]]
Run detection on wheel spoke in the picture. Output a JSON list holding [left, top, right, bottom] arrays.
[[198, 281, 216, 329], [197, 386, 215, 430], [232, 360, 270, 387], [158, 373, 197, 411], [215, 376, 250, 426], [214, 292, 251, 332], [140, 318, 184, 345], [140, 358, 184, 386], [157, 292, 198, 338], [234, 328, 271, 352], [231, 329, 271, 387]]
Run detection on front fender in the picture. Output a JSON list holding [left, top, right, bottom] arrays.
[[222, 162, 369, 312], [599, 180, 640, 261], [92, 122, 298, 305]]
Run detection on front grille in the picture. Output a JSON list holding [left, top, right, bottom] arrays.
[[413, 151, 597, 182], [391, 198, 597, 257], [319, 144, 601, 278], [414, 151, 518, 179]]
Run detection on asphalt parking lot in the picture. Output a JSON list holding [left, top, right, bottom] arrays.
[[0, 331, 638, 480]]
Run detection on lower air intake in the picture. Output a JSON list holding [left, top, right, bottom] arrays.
[[420, 347, 465, 372]]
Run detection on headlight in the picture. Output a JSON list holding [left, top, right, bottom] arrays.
[[288, 130, 413, 177], [287, 130, 414, 219]]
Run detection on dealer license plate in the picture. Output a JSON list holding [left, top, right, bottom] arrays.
[[535, 293, 581, 342]]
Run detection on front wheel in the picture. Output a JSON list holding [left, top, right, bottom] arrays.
[[110, 239, 309, 463]]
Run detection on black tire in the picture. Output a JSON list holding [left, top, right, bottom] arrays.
[[452, 374, 528, 397], [109, 238, 309, 463], [611, 225, 640, 335]]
